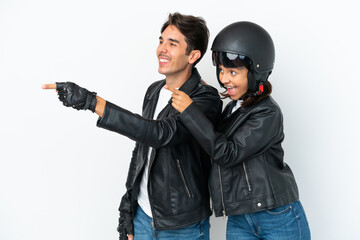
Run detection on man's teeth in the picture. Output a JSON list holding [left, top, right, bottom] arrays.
[[160, 59, 169, 63]]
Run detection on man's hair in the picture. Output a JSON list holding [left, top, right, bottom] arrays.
[[161, 12, 209, 67]]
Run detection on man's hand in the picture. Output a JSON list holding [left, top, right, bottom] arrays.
[[165, 85, 193, 113], [117, 211, 134, 240], [42, 82, 97, 112]]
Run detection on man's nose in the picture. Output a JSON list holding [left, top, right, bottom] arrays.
[[159, 43, 168, 53]]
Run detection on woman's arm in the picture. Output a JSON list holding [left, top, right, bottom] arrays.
[[167, 86, 282, 167]]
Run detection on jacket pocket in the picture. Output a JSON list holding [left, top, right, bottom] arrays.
[[176, 159, 192, 198], [243, 162, 252, 193]]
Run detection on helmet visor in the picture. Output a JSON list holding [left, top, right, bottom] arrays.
[[212, 51, 250, 69]]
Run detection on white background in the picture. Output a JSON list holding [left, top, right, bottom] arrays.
[[1, 0, 359, 239]]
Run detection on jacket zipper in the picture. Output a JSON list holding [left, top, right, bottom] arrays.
[[217, 165, 226, 218], [209, 158, 215, 213], [243, 162, 251, 192], [148, 148, 156, 229], [176, 159, 192, 198], [217, 112, 244, 218], [146, 88, 169, 231]]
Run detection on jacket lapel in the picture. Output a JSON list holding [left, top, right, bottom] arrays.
[[178, 67, 201, 96]]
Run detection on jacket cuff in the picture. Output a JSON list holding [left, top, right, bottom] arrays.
[[96, 101, 112, 128], [178, 102, 201, 123]]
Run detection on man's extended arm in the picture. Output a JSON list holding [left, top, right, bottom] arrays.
[[42, 81, 221, 148]]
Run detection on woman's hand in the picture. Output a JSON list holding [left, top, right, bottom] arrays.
[[165, 85, 193, 113]]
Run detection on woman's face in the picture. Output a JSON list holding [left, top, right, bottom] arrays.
[[219, 65, 249, 100]]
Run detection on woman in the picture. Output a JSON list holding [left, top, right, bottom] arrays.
[[165, 22, 311, 239]]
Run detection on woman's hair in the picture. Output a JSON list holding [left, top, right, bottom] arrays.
[[220, 80, 272, 107], [161, 12, 209, 67]]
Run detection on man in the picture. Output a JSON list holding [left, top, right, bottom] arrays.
[[42, 12, 222, 240]]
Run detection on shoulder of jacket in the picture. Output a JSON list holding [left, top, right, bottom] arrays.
[[244, 96, 281, 115], [193, 81, 220, 97], [147, 79, 165, 90], [145, 79, 165, 98]]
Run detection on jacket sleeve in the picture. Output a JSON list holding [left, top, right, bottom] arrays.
[[96, 88, 221, 149], [178, 102, 282, 168]]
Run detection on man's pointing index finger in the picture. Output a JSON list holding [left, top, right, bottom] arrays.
[[41, 83, 57, 90]]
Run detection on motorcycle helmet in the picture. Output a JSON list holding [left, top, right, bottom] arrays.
[[211, 21, 275, 95]]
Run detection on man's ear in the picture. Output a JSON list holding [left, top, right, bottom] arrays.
[[188, 50, 201, 64]]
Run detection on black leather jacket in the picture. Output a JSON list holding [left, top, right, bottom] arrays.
[[96, 68, 222, 230], [178, 96, 299, 217]]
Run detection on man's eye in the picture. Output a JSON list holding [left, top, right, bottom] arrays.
[[170, 43, 176, 46], [231, 71, 236, 75]]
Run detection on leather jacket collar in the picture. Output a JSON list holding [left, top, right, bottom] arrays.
[[178, 67, 201, 95]]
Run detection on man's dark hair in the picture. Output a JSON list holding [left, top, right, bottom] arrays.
[[161, 12, 209, 67]]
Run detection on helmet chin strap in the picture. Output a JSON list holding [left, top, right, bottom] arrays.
[[241, 71, 269, 100], [240, 91, 258, 101]]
